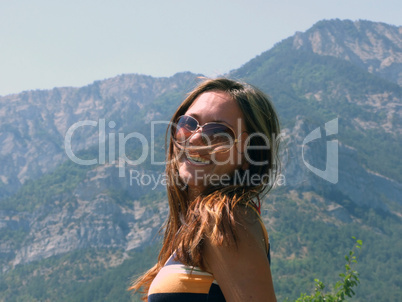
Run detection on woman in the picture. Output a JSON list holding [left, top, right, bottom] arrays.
[[131, 78, 280, 301]]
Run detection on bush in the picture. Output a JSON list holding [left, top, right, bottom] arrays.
[[292, 237, 363, 302]]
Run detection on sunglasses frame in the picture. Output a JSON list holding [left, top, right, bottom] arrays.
[[172, 115, 244, 154]]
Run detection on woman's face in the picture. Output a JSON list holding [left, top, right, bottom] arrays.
[[175, 91, 248, 198]]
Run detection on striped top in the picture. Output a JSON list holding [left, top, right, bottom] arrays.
[[148, 208, 270, 302]]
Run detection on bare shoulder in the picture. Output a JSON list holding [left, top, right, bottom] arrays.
[[203, 203, 276, 301], [233, 204, 269, 253]]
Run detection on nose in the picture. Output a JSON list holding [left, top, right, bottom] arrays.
[[188, 127, 205, 146]]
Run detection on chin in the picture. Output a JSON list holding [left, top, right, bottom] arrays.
[[178, 165, 209, 191]]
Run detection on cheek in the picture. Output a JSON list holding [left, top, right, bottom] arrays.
[[210, 149, 243, 167], [173, 145, 185, 162]]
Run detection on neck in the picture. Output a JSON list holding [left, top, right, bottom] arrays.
[[188, 187, 203, 202]]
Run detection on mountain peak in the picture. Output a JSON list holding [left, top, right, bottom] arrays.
[[291, 19, 402, 85]]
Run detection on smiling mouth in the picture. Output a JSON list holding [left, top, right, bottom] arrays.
[[186, 154, 211, 165]]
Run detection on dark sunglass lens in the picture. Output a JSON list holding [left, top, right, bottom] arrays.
[[174, 116, 198, 142], [202, 124, 235, 146]]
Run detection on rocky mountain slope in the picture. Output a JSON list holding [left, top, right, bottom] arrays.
[[0, 19, 401, 301], [0, 72, 198, 197], [292, 19, 402, 85]]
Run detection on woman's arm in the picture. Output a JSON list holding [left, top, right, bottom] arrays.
[[203, 208, 276, 302]]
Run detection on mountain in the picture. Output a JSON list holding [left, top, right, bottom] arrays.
[[230, 18, 402, 209], [0, 73, 199, 199], [292, 19, 402, 86], [0, 19, 401, 301]]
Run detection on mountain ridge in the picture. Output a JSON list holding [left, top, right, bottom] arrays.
[[0, 72, 198, 197], [0, 19, 401, 301]]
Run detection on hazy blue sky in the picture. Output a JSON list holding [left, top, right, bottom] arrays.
[[1, 0, 401, 96]]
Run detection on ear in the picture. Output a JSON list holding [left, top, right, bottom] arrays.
[[238, 132, 250, 170], [240, 148, 249, 171], [236, 132, 249, 154], [241, 160, 249, 171]]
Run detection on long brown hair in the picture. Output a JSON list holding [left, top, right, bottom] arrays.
[[130, 78, 281, 300]]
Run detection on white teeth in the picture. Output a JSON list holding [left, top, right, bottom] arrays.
[[187, 155, 211, 164]]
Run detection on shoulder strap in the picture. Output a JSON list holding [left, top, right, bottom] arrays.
[[246, 203, 270, 262]]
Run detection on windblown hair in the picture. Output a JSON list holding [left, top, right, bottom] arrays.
[[130, 78, 281, 300]]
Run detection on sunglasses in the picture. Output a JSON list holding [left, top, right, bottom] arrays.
[[172, 115, 241, 153]]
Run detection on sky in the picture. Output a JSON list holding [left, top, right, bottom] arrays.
[[1, 0, 401, 96]]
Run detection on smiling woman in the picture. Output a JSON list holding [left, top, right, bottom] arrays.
[[173, 91, 250, 199], [130, 78, 281, 301]]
